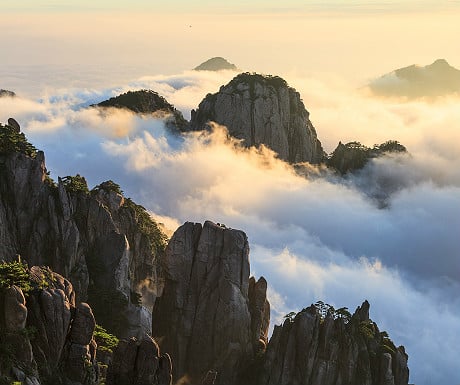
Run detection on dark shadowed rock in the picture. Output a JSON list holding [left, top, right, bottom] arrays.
[[0, 266, 99, 385], [7, 118, 20, 132], [194, 57, 239, 72], [327, 140, 407, 175], [152, 221, 270, 385], [94, 89, 188, 130], [188, 73, 325, 164], [258, 300, 409, 385], [106, 335, 172, 385], [0, 89, 16, 98]]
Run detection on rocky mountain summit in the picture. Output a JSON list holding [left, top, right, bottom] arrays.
[[188, 73, 326, 164], [259, 300, 409, 385], [327, 140, 407, 175], [94, 90, 188, 130], [152, 221, 270, 385], [368, 58, 460, 98], [194, 57, 239, 72]]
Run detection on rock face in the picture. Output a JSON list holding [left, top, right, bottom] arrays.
[[258, 301, 409, 385], [106, 335, 172, 385], [94, 90, 188, 130], [0, 89, 16, 98], [0, 121, 167, 338], [327, 140, 407, 175], [194, 57, 239, 72], [0, 266, 99, 385], [188, 73, 325, 164], [152, 221, 270, 385], [369, 58, 460, 98]]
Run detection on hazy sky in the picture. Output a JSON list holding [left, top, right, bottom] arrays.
[[1, 0, 460, 94]]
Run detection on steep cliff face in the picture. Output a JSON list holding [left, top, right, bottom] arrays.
[[0, 264, 98, 385], [0, 121, 167, 338], [259, 301, 409, 385], [189, 73, 325, 164], [152, 221, 270, 385]]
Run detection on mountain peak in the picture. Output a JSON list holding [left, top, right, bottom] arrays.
[[193, 57, 239, 71]]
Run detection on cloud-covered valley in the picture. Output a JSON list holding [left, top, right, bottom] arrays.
[[1, 70, 459, 385]]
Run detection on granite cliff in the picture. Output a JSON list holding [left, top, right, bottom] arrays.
[[188, 73, 325, 164], [0, 120, 167, 338], [152, 221, 270, 385], [257, 301, 409, 385]]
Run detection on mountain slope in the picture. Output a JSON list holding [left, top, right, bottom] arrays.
[[369, 58, 460, 98]]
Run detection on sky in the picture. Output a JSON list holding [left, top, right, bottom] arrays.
[[1, 2, 460, 385]]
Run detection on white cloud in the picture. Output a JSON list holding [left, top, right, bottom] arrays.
[[2, 70, 460, 385]]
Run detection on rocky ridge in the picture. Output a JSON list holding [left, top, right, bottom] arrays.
[[188, 73, 326, 164], [258, 301, 409, 385], [0, 120, 167, 338], [369, 58, 460, 98], [94, 90, 188, 130]]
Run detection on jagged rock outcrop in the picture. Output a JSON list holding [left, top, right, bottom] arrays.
[[106, 335, 172, 385], [152, 221, 270, 385], [327, 140, 407, 175], [0, 121, 167, 338], [0, 264, 98, 385], [0, 89, 16, 98], [188, 73, 325, 164], [94, 90, 188, 130], [368, 58, 460, 98], [194, 57, 239, 72], [258, 300, 409, 385]]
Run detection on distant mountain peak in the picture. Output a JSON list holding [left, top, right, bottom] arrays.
[[369, 58, 460, 99], [193, 57, 239, 71]]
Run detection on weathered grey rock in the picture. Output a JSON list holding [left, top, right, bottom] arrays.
[[258, 301, 409, 385], [152, 221, 269, 385], [0, 268, 101, 385], [69, 302, 96, 345], [0, 128, 167, 338], [3, 285, 27, 331], [189, 73, 325, 164], [106, 335, 172, 385]]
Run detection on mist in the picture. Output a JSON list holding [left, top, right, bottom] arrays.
[[1, 70, 459, 385]]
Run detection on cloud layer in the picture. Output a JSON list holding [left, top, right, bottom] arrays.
[[1, 70, 459, 385]]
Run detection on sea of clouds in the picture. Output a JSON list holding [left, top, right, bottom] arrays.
[[1, 69, 459, 385]]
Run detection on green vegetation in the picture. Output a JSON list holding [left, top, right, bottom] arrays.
[[61, 174, 89, 194], [0, 260, 32, 294], [229, 72, 288, 89], [314, 301, 351, 324], [92, 180, 124, 195], [123, 197, 168, 253], [359, 320, 376, 339], [327, 140, 407, 174], [0, 123, 37, 158], [94, 324, 119, 354]]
